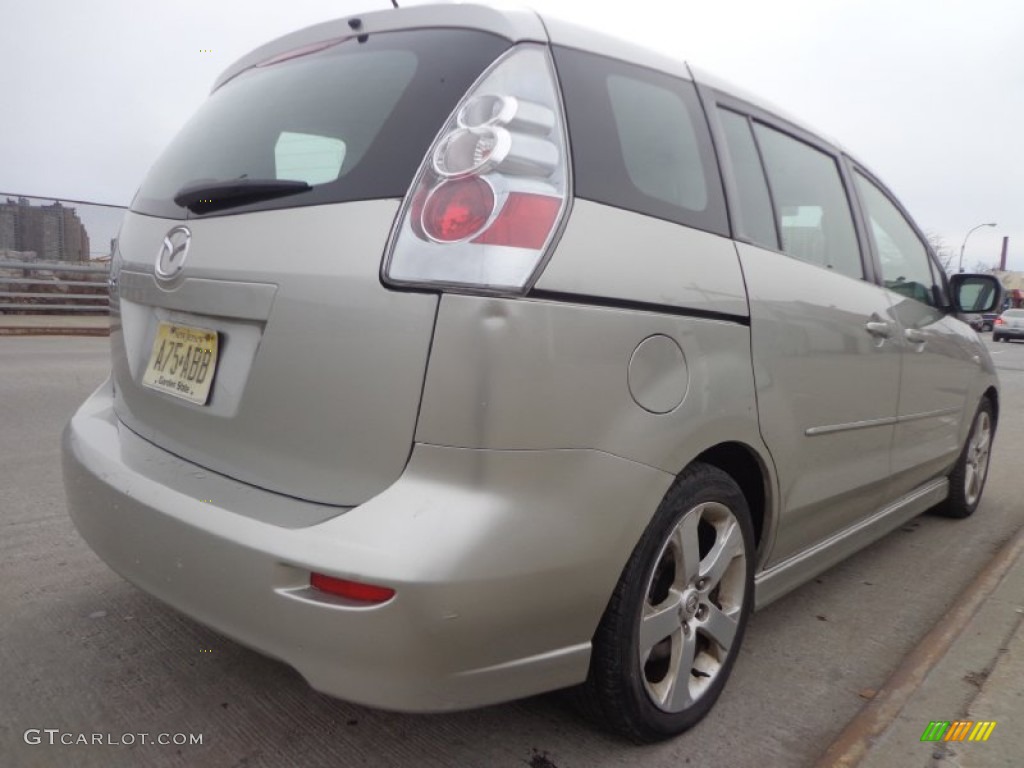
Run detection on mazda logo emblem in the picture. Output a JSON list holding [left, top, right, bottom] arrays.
[[155, 226, 192, 281]]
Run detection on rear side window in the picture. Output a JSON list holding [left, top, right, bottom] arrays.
[[553, 47, 728, 236], [132, 30, 509, 219], [606, 75, 707, 211], [753, 123, 863, 279]]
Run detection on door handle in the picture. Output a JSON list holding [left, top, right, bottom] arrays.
[[904, 328, 927, 345], [864, 320, 892, 339]]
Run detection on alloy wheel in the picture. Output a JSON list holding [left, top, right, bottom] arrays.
[[638, 501, 747, 712], [964, 409, 992, 508]]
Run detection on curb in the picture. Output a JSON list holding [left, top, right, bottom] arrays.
[[815, 524, 1024, 767]]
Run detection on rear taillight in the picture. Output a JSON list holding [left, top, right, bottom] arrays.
[[384, 44, 569, 293], [995, 317, 1005, 325]]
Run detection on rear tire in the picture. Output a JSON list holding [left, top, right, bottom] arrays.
[[934, 399, 994, 519], [582, 463, 754, 742]]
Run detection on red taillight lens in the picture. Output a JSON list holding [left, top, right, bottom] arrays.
[[995, 317, 1005, 325], [421, 177, 495, 243], [473, 193, 562, 249], [310, 572, 395, 604]]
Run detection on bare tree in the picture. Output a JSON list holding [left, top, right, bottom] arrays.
[[925, 232, 957, 273]]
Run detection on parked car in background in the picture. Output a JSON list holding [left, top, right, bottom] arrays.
[[62, 2, 1005, 743], [980, 312, 999, 331], [993, 308, 1024, 342]]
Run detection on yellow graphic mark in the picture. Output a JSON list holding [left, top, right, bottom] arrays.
[[968, 721, 997, 742]]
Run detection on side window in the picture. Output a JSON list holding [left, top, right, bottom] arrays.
[[606, 75, 707, 211], [552, 46, 729, 236], [752, 123, 863, 279], [717, 108, 778, 249], [853, 172, 941, 306]]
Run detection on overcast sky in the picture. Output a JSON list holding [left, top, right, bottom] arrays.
[[2, 0, 1021, 270]]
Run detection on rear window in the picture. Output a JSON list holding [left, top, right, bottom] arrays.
[[552, 47, 728, 237], [132, 30, 509, 219], [1005, 309, 1024, 317]]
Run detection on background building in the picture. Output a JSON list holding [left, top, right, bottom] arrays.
[[0, 197, 90, 262]]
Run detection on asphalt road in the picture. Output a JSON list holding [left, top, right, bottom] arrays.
[[2, 335, 1023, 768]]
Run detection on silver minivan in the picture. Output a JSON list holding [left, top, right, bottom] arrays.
[[62, 3, 1003, 741]]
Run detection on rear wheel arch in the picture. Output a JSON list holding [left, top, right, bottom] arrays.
[[694, 442, 772, 555], [983, 386, 999, 429]]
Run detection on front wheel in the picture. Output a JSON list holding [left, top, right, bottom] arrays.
[[934, 399, 994, 518], [583, 463, 755, 742]]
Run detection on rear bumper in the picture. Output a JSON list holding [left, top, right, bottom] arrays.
[[993, 326, 1024, 338], [62, 378, 672, 711]]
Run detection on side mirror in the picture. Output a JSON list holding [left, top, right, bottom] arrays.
[[949, 273, 1003, 313]]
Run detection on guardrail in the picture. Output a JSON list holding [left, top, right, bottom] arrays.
[[0, 260, 109, 314]]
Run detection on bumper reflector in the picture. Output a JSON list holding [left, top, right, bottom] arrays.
[[310, 572, 395, 604]]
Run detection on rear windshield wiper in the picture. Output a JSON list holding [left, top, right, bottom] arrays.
[[173, 177, 312, 213]]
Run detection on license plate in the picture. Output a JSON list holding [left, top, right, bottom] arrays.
[[142, 322, 219, 405]]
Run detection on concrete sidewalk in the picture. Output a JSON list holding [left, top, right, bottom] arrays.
[[818, 526, 1024, 767], [0, 314, 110, 335]]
